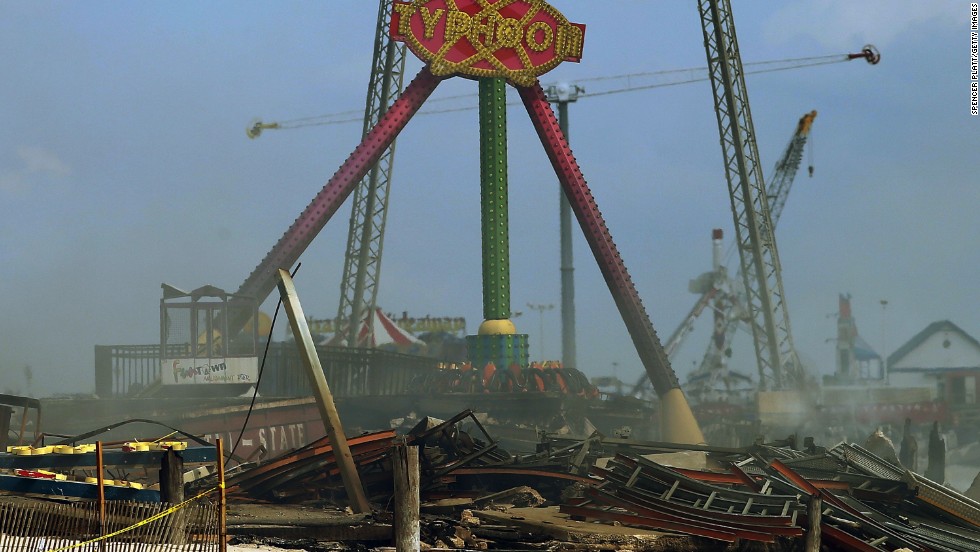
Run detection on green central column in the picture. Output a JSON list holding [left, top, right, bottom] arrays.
[[479, 77, 511, 324], [467, 78, 528, 375]]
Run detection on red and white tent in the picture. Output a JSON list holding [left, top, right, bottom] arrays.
[[326, 308, 426, 351]]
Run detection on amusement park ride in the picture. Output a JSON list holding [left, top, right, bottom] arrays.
[[246, 4, 880, 399], [162, 0, 702, 444], [144, 0, 878, 450], [247, 2, 880, 366]]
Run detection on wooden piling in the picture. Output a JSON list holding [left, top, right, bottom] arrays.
[[0, 405, 13, 450], [159, 448, 185, 504], [218, 437, 228, 552], [805, 494, 822, 552], [392, 442, 420, 552], [96, 441, 106, 552]]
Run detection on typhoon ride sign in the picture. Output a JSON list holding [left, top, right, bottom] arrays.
[[391, 0, 585, 85]]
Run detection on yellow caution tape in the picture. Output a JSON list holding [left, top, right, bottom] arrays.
[[44, 484, 223, 552]]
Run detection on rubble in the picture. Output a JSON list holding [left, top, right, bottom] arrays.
[[214, 410, 980, 549], [7, 408, 980, 551]]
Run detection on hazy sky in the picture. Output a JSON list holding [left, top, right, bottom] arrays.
[[1, 1, 976, 396]]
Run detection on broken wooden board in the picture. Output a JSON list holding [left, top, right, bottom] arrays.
[[472, 506, 691, 547]]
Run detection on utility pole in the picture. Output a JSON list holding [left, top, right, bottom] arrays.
[[526, 302, 554, 360], [545, 83, 584, 370]]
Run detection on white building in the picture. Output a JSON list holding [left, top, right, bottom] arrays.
[[888, 321, 980, 406]]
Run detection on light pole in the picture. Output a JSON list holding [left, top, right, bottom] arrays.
[[611, 361, 621, 394], [526, 303, 554, 360], [545, 82, 584, 370]]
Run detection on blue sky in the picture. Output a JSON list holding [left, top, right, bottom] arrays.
[[0, 1, 976, 396]]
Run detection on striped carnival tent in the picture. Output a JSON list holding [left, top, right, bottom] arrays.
[[327, 308, 426, 353]]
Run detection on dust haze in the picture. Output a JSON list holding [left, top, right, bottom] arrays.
[[0, 2, 975, 398]]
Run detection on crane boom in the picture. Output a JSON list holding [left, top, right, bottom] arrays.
[[336, 0, 408, 346], [698, 0, 803, 391], [692, 111, 816, 389], [767, 111, 816, 224]]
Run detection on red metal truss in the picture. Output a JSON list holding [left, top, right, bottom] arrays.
[[226, 429, 397, 499], [768, 459, 922, 551], [572, 453, 806, 543], [237, 67, 442, 305], [517, 82, 679, 395], [609, 485, 801, 533], [582, 487, 785, 542]]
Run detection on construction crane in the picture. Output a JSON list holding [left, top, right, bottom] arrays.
[[768, 111, 817, 223], [687, 110, 817, 397], [629, 111, 817, 399], [697, 0, 804, 391]]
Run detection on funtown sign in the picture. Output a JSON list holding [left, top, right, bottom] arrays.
[[390, 0, 585, 85]]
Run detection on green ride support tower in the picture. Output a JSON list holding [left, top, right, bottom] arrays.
[[467, 78, 529, 375]]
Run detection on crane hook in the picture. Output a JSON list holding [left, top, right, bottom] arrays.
[[848, 44, 881, 65], [246, 119, 280, 139]]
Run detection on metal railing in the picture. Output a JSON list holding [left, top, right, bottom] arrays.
[[95, 343, 439, 398], [0, 498, 219, 552]]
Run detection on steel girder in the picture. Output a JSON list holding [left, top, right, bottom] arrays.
[[337, 0, 409, 347]]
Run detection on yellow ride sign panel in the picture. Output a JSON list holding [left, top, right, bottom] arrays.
[[391, 0, 585, 85]]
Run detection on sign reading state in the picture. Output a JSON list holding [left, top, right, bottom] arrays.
[[390, 0, 585, 85]]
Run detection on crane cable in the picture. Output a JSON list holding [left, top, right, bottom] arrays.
[[249, 51, 872, 134]]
